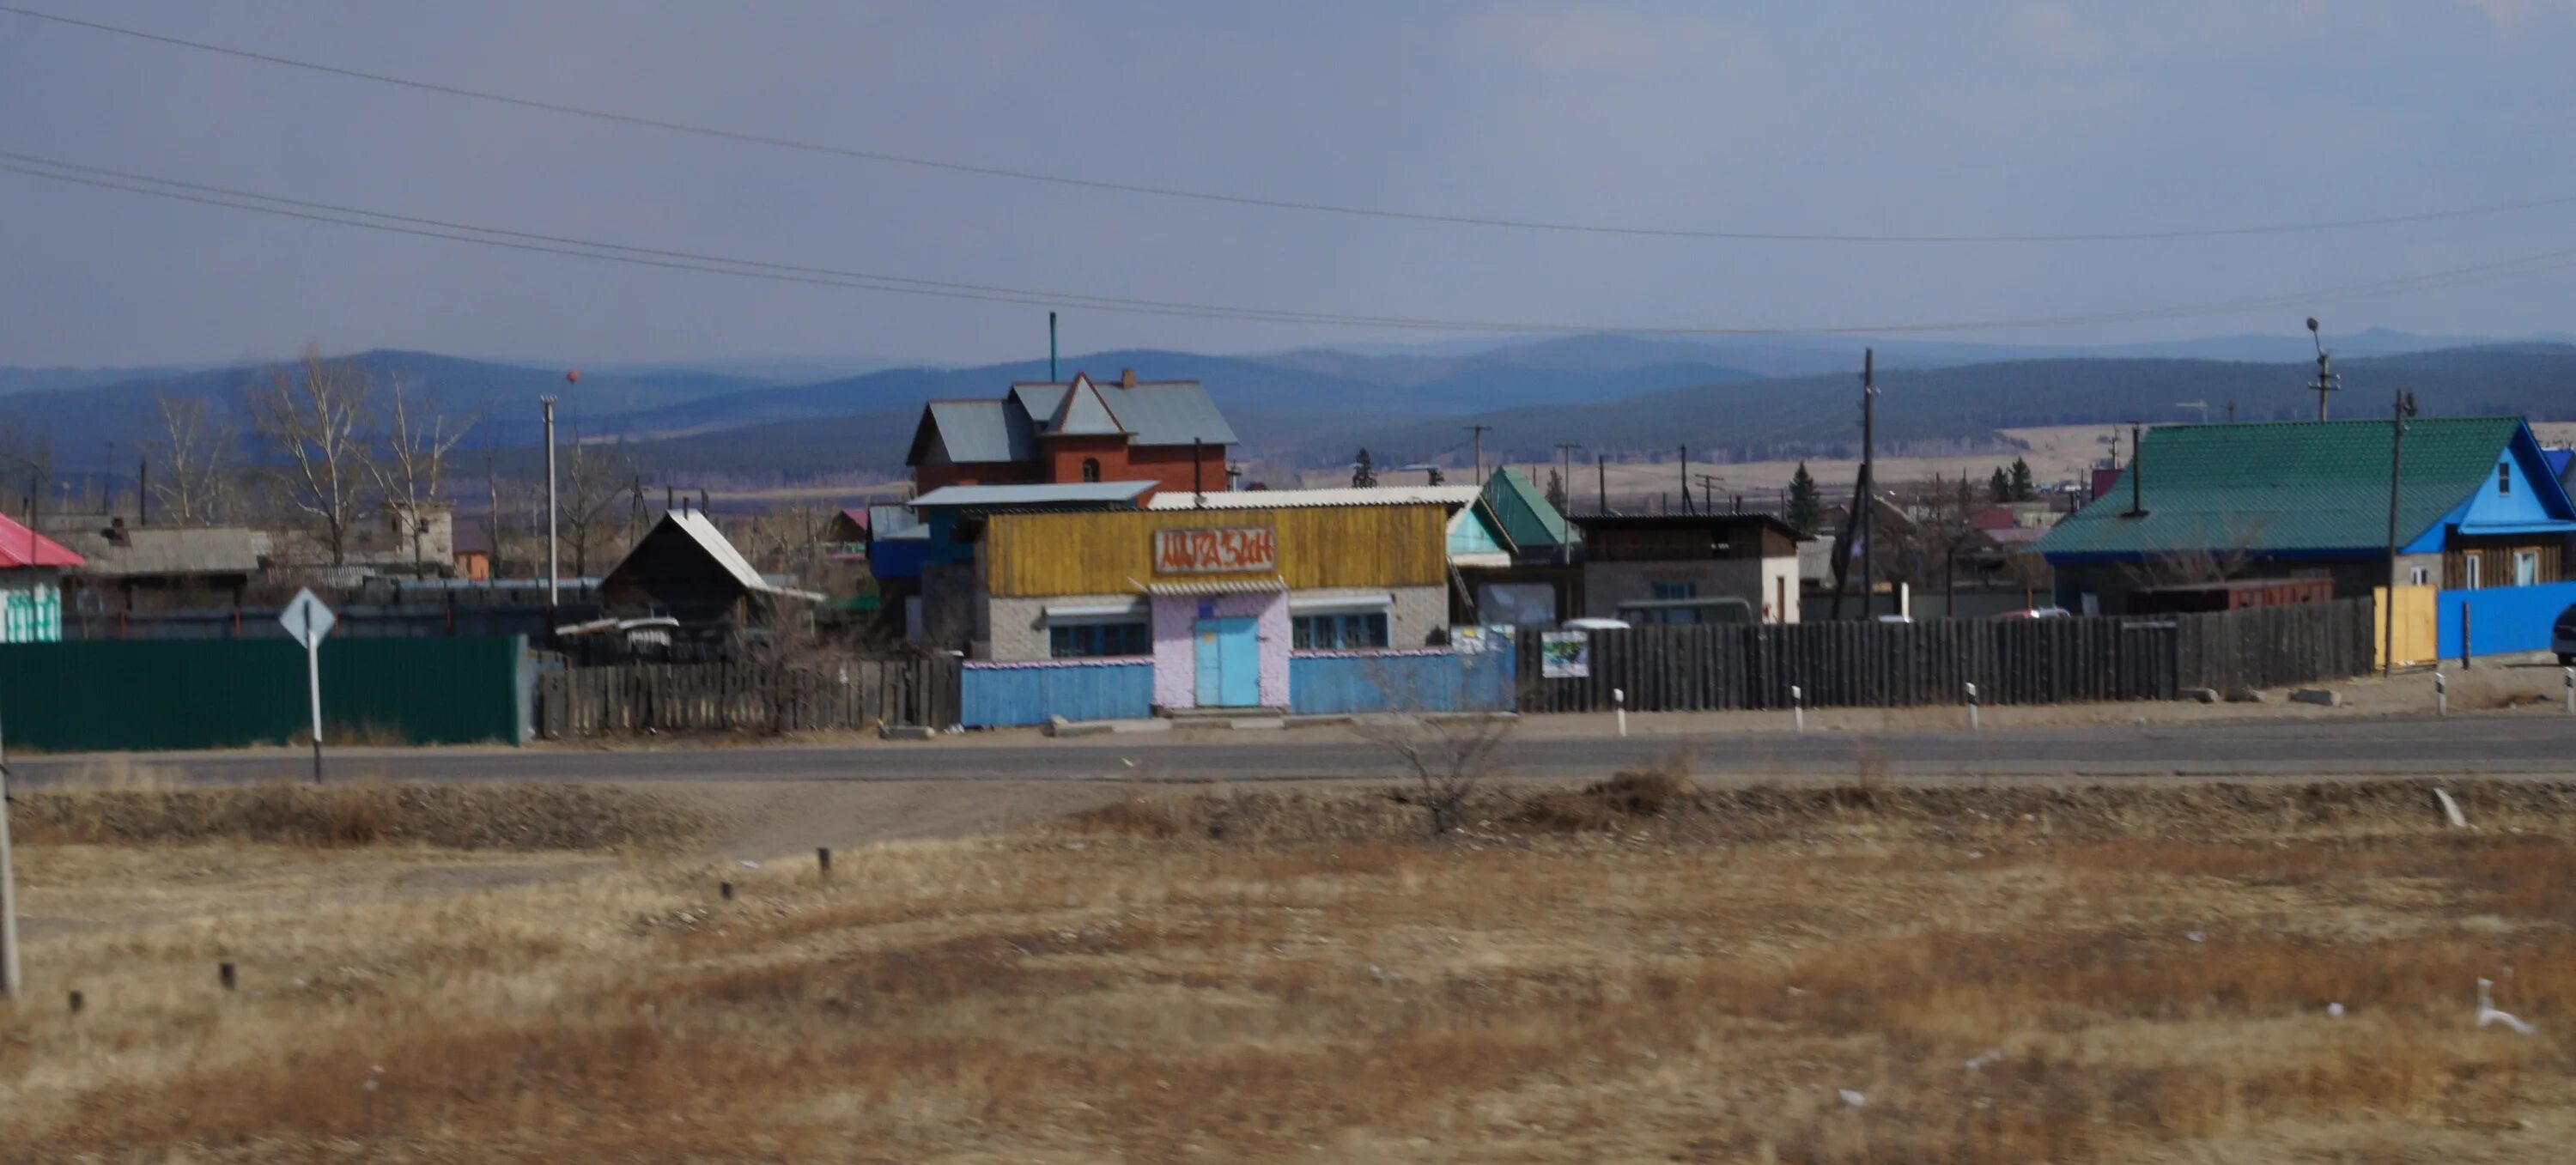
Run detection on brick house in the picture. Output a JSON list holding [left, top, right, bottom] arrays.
[[902, 369, 1235, 497]]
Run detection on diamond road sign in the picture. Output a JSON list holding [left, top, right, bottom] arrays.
[[280, 588, 336, 650]]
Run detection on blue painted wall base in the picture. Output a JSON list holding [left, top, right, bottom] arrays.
[[2435, 581, 2576, 658], [961, 660, 1154, 727], [1288, 650, 1516, 715]]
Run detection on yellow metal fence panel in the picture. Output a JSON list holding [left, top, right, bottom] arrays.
[[2372, 585, 2438, 668], [987, 506, 1450, 597]]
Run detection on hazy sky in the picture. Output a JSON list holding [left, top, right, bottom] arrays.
[[5, 1, 2576, 367]]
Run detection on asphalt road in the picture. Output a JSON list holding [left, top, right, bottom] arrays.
[[13, 713, 2575, 786]]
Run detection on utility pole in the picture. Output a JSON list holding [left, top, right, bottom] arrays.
[[2385, 388, 2417, 677], [1677, 446, 1692, 514], [1695, 473, 1723, 515], [1048, 312, 1058, 381], [1467, 426, 1492, 484], [1, 687, 19, 1002], [1596, 454, 1609, 516], [542, 394, 560, 608], [1828, 350, 1879, 621], [2307, 317, 2338, 422]]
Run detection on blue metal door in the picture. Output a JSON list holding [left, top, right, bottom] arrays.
[[1194, 616, 1260, 707]]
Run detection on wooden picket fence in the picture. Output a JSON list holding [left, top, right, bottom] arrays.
[[1515, 598, 2375, 713], [535, 656, 960, 738]]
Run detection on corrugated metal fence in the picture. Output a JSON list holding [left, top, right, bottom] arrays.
[[960, 661, 1154, 727], [535, 656, 961, 737], [1288, 650, 1516, 715], [1517, 598, 2374, 713], [0, 636, 532, 751]]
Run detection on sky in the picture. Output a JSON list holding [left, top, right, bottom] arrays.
[[5, 0, 2576, 367]]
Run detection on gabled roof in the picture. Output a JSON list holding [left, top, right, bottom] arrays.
[[1576, 513, 1810, 543], [0, 513, 83, 569], [1012, 374, 1236, 447], [1040, 374, 1130, 438], [2037, 417, 2576, 560], [911, 482, 1155, 509], [1481, 468, 1571, 549], [605, 510, 823, 601], [905, 399, 1036, 466]]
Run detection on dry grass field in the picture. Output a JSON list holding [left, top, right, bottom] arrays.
[[5, 774, 2576, 1162]]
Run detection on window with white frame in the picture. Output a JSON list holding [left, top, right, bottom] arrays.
[[2464, 554, 2482, 591], [2515, 549, 2541, 586], [1044, 603, 1150, 658], [2409, 566, 2430, 586], [1290, 593, 1394, 650]]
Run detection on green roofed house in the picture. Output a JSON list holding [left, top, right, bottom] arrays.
[[2035, 417, 2576, 616]]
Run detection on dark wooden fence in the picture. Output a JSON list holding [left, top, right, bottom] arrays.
[[1515, 598, 2374, 713], [535, 656, 961, 738]]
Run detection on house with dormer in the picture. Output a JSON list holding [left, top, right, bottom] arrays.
[[902, 369, 1236, 497]]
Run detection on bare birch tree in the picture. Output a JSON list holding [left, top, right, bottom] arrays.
[[559, 434, 636, 578], [249, 349, 374, 566], [364, 372, 475, 573], [147, 394, 236, 524]]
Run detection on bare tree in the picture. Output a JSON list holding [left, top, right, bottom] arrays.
[[147, 394, 236, 524], [559, 434, 636, 578], [365, 372, 475, 573], [249, 349, 374, 566], [1355, 711, 1515, 835]]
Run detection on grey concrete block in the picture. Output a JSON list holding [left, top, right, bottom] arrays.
[[2289, 688, 2342, 707], [2182, 688, 2221, 704], [878, 725, 938, 741], [2224, 689, 2266, 703]]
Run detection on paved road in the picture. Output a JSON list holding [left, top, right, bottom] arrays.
[[13, 713, 2574, 786]]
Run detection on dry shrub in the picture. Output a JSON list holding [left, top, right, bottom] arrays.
[[1060, 796, 1186, 840], [15, 781, 708, 851], [1513, 762, 1697, 832]]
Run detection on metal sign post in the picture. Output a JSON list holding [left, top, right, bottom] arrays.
[[281, 589, 337, 784]]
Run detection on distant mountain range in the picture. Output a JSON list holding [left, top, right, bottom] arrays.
[[9, 331, 2576, 486]]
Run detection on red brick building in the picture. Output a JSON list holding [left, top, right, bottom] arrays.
[[903, 369, 1235, 497]]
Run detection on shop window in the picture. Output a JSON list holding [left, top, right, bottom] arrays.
[[2515, 549, 2541, 586], [1650, 580, 1698, 601], [1081, 458, 1102, 482], [1049, 622, 1148, 658], [1292, 611, 1389, 650]]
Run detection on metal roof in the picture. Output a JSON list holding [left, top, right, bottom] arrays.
[[1145, 486, 1480, 510], [914, 399, 1036, 465], [1015, 375, 1235, 447], [1042, 375, 1129, 437], [605, 510, 823, 602], [911, 482, 1155, 508], [1482, 468, 1572, 548], [0, 513, 86, 569], [2037, 417, 2572, 559], [1139, 577, 1287, 595], [1575, 512, 1810, 542]]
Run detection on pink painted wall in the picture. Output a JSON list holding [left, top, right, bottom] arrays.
[[1150, 592, 1289, 709]]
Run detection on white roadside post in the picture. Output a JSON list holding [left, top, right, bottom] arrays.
[[2434, 672, 2448, 719], [1613, 688, 1627, 737], [1965, 682, 1980, 731], [2563, 667, 2572, 715], [1790, 684, 1805, 733], [282, 589, 337, 784]]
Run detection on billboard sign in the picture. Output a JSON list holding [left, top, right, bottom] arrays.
[[1154, 526, 1278, 574]]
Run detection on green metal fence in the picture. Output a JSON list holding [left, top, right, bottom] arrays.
[[0, 635, 530, 752]]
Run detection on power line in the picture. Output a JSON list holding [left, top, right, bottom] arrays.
[[10, 3, 2576, 246], [8, 150, 2576, 337]]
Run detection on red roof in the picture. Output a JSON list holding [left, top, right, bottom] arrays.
[[1967, 507, 2020, 531], [0, 513, 82, 568]]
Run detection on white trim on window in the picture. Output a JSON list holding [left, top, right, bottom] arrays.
[[1042, 602, 1148, 623], [1287, 592, 1394, 614], [2464, 555, 2483, 590]]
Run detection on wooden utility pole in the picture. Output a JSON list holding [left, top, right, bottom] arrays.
[[1596, 454, 1609, 516], [1694, 473, 1723, 515], [541, 395, 560, 608], [1677, 446, 1692, 514], [2308, 317, 2338, 421], [1466, 426, 1492, 484], [2385, 389, 2416, 677], [1829, 349, 1880, 620]]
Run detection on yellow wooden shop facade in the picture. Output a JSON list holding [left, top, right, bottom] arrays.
[[984, 505, 1448, 598]]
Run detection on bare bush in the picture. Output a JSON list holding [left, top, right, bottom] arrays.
[[249, 349, 374, 565], [1353, 711, 1514, 835]]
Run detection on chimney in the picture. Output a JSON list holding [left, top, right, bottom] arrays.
[[1121, 368, 1137, 389]]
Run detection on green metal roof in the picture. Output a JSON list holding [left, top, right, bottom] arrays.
[[1481, 468, 1571, 549], [2037, 417, 2535, 560]]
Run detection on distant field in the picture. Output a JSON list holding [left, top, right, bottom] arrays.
[[1285, 424, 2121, 507], [7, 774, 2573, 1162]]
